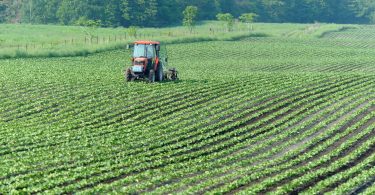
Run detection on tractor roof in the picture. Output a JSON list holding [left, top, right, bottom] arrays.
[[134, 40, 160, 45]]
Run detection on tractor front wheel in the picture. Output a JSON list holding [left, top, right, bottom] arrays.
[[125, 68, 133, 82], [148, 70, 155, 83], [169, 68, 179, 81]]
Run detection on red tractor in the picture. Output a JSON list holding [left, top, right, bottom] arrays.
[[124, 41, 178, 82]]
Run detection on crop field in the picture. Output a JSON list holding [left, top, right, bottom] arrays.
[[0, 25, 374, 194]]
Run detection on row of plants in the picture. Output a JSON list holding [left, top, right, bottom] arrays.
[[1, 34, 374, 193], [4, 76, 372, 192]]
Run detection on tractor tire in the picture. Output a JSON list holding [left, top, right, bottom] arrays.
[[124, 68, 133, 82], [148, 70, 155, 83], [156, 64, 164, 82]]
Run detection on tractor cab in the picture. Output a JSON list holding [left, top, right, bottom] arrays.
[[131, 41, 160, 75], [124, 40, 178, 83], [133, 41, 159, 59]]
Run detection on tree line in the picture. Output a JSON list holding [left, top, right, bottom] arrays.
[[0, 0, 374, 27]]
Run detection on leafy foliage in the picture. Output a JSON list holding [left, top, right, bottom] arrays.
[[239, 13, 258, 23], [183, 6, 198, 33], [1, 0, 375, 26], [351, 0, 375, 23], [216, 13, 234, 32]]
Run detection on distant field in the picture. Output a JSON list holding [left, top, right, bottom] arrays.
[[321, 25, 375, 49], [323, 25, 375, 40], [0, 22, 343, 58], [0, 24, 374, 194]]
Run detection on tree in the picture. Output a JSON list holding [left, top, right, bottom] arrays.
[[43, 0, 60, 23], [351, 0, 375, 23], [216, 13, 234, 32], [239, 13, 258, 23], [74, 16, 101, 39], [186, 0, 220, 20], [239, 13, 258, 31], [0, 0, 10, 22], [183, 6, 198, 33], [120, 0, 158, 27], [260, 0, 286, 22], [3, 0, 375, 26], [103, 0, 121, 27], [20, 0, 60, 24], [329, 0, 358, 24], [56, 0, 81, 24], [56, 0, 105, 25], [3, 0, 22, 23], [155, 0, 182, 26]]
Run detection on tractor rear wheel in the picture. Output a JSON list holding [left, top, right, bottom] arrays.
[[148, 70, 155, 83], [156, 65, 164, 82]]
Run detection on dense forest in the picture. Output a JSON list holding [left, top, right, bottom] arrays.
[[0, 0, 374, 27]]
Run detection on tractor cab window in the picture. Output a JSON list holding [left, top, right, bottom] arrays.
[[133, 44, 155, 58], [146, 45, 155, 58]]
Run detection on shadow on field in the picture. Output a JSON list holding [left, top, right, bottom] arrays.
[[123, 79, 215, 86]]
